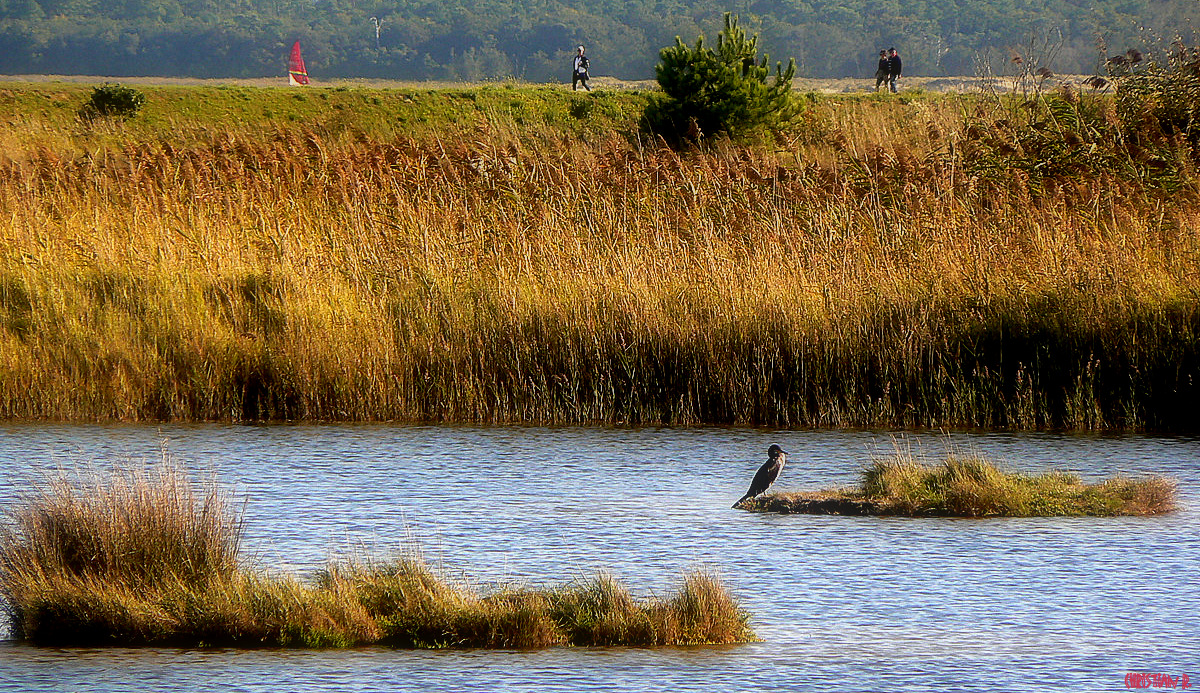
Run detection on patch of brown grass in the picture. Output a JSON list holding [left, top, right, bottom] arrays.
[[0, 465, 756, 648], [748, 453, 1177, 516]]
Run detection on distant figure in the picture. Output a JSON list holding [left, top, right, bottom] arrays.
[[887, 48, 902, 93], [732, 444, 788, 508], [874, 50, 889, 91], [572, 45, 591, 91]]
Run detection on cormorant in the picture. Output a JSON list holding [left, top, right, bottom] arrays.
[[733, 444, 788, 508]]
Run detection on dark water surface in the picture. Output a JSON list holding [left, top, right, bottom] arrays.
[[0, 424, 1196, 692]]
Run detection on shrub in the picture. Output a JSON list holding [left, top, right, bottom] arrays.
[[80, 83, 146, 121], [642, 13, 797, 144], [1107, 40, 1200, 147]]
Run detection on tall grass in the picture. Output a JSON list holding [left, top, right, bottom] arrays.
[[752, 452, 1177, 516], [0, 465, 755, 647], [1, 83, 1198, 429]]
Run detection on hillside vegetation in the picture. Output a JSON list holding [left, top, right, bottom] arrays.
[[0, 0, 1197, 80], [1, 78, 1198, 430]]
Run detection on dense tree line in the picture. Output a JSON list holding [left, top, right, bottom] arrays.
[[0, 0, 1196, 80]]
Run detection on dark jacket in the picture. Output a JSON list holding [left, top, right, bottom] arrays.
[[887, 54, 902, 77], [875, 57, 889, 77]]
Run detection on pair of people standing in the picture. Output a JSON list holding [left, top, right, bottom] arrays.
[[874, 48, 902, 92]]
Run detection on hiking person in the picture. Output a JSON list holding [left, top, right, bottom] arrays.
[[874, 50, 889, 91], [572, 45, 591, 91], [887, 48, 902, 93]]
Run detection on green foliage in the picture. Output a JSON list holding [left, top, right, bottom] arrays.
[[643, 13, 797, 144], [80, 83, 146, 121]]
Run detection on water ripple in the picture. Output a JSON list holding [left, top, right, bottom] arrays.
[[0, 424, 1196, 692]]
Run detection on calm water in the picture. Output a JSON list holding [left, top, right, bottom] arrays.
[[0, 424, 1196, 692]]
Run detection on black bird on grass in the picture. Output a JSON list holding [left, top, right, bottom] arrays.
[[733, 444, 788, 508]]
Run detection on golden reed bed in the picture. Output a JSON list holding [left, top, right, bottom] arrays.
[[0, 83, 1197, 429]]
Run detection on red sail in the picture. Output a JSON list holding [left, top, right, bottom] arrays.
[[288, 41, 309, 85]]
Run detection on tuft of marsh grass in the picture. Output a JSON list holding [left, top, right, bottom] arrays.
[[0, 465, 240, 589], [0, 465, 755, 648], [548, 570, 755, 646], [751, 453, 1177, 517]]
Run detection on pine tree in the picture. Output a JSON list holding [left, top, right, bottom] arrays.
[[644, 13, 798, 144]]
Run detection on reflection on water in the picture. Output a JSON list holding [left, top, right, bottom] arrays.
[[0, 424, 1197, 692]]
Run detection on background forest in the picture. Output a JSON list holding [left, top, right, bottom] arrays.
[[0, 0, 1197, 81]]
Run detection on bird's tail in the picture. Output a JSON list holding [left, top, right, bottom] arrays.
[[732, 493, 753, 509]]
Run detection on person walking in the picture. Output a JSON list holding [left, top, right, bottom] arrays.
[[874, 50, 889, 91], [572, 45, 591, 91], [887, 48, 902, 93]]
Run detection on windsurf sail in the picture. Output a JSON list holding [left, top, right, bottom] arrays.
[[288, 41, 309, 85]]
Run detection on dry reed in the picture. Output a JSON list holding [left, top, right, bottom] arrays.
[[1, 85, 1198, 430]]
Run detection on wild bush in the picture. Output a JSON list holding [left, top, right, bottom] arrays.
[[642, 13, 797, 145], [79, 83, 146, 121], [1107, 41, 1200, 147]]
